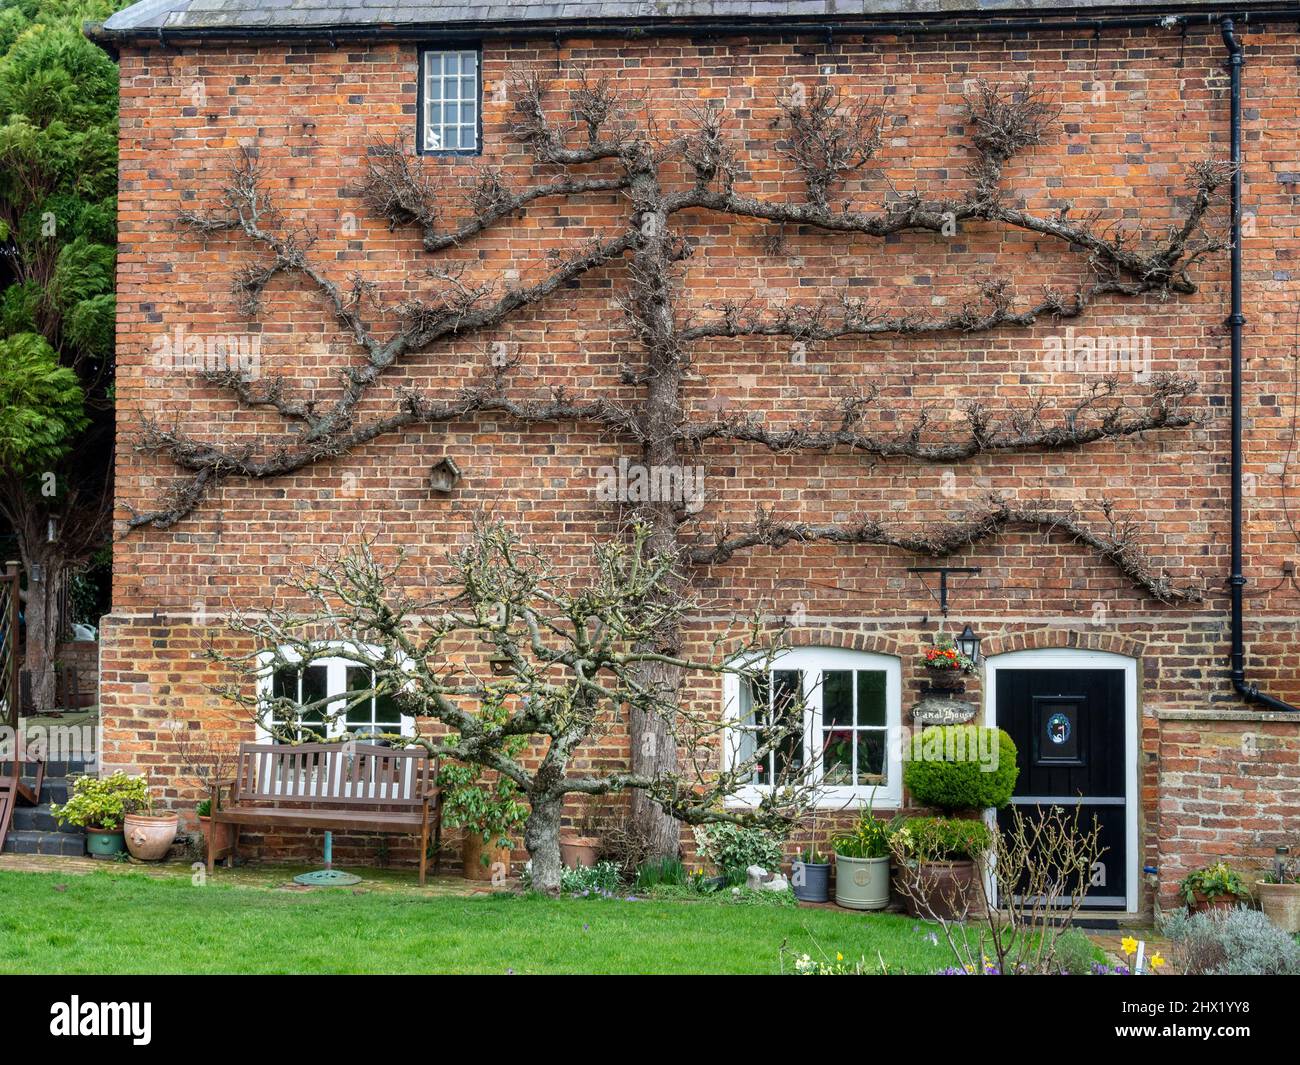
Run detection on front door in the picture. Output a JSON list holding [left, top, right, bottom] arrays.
[[996, 668, 1128, 910]]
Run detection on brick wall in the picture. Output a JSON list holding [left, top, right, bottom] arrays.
[[104, 25, 1300, 899]]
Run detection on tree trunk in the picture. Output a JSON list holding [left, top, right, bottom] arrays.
[[625, 160, 688, 861], [18, 544, 64, 716], [524, 791, 565, 895]]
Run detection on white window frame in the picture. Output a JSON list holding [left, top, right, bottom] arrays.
[[419, 46, 481, 155], [254, 643, 414, 743], [723, 646, 903, 810]]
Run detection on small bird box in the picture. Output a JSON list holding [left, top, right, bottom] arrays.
[[429, 457, 462, 494]]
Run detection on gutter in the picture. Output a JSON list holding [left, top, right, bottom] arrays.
[[1221, 17, 1299, 711], [84, 7, 1300, 49]]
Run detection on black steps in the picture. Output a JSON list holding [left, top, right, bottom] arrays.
[[1, 758, 95, 856]]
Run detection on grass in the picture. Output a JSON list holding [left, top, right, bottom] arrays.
[[0, 868, 958, 975]]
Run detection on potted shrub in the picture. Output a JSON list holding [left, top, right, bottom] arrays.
[[439, 761, 528, 881], [51, 772, 151, 859], [893, 815, 992, 920], [903, 724, 1019, 814], [921, 635, 975, 691], [124, 798, 180, 861], [832, 808, 892, 910], [1179, 862, 1248, 914], [792, 846, 832, 903], [1257, 853, 1300, 934]]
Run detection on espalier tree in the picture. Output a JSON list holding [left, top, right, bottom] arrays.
[[0, 0, 121, 714], [129, 72, 1218, 857]]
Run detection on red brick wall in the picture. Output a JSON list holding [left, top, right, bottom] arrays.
[[104, 26, 1300, 900]]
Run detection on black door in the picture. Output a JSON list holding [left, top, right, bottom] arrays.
[[996, 668, 1128, 911]]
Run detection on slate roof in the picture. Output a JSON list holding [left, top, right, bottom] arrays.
[[98, 1, 1255, 40]]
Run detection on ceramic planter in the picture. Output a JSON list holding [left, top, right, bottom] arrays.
[[1257, 881, 1300, 933], [834, 854, 890, 910], [559, 835, 600, 868], [461, 833, 511, 881], [123, 812, 180, 861], [903, 859, 979, 920], [792, 860, 831, 903], [85, 827, 127, 859]]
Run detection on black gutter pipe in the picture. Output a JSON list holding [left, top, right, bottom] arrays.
[[84, 7, 1300, 49], [1222, 16, 1298, 712]]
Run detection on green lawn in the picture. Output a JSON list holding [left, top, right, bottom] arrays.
[[0, 869, 956, 975]]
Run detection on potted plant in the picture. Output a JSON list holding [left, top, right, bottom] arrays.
[[1257, 853, 1300, 934], [439, 761, 528, 881], [903, 724, 1019, 814], [792, 845, 832, 903], [1179, 861, 1248, 913], [832, 807, 892, 910], [560, 795, 601, 869], [51, 772, 151, 859], [193, 797, 236, 863], [123, 789, 181, 861], [893, 815, 992, 920], [921, 635, 975, 691], [170, 721, 239, 863]]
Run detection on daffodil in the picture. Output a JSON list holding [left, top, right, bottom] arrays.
[[1150, 952, 1166, 969], [1120, 935, 1139, 956], [836, 952, 843, 961]]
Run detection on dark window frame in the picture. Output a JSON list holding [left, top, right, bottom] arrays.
[[417, 43, 483, 156]]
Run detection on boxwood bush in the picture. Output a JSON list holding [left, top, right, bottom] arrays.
[[903, 725, 1019, 812]]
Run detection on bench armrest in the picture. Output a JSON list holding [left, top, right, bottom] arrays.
[[209, 777, 238, 810]]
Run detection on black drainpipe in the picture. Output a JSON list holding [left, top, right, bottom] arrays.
[[1222, 16, 1298, 712]]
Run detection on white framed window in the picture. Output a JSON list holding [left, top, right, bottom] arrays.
[[420, 47, 480, 154], [255, 645, 414, 743], [723, 646, 902, 809]]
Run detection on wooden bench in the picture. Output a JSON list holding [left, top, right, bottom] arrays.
[[208, 742, 441, 884]]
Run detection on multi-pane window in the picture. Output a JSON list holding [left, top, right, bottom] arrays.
[[259, 652, 408, 742], [421, 48, 480, 154], [727, 648, 901, 807]]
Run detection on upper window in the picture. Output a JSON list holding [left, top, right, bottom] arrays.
[[256, 646, 412, 743], [724, 646, 902, 808], [420, 47, 481, 154]]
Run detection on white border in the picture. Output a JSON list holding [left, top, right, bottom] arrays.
[[723, 645, 903, 810], [983, 647, 1139, 913]]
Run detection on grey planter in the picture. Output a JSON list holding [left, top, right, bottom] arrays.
[[792, 860, 831, 903], [835, 854, 891, 910]]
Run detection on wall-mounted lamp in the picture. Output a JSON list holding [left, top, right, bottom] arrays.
[[957, 624, 981, 666]]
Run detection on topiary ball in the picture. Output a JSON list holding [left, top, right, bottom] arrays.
[[903, 725, 1019, 812]]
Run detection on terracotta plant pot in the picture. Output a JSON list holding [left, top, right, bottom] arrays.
[[559, 836, 600, 869], [903, 859, 979, 920], [461, 833, 511, 881], [123, 812, 180, 861], [85, 827, 126, 859], [1257, 881, 1300, 934], [1188, 891, 1244, 914], [198, 816, 236, 863]]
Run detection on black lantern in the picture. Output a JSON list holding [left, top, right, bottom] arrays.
[[957, 624, 981, 666]]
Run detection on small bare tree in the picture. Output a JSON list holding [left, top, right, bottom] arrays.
[[209, 520, 816, 894], [892, 804, 1105, 975]]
